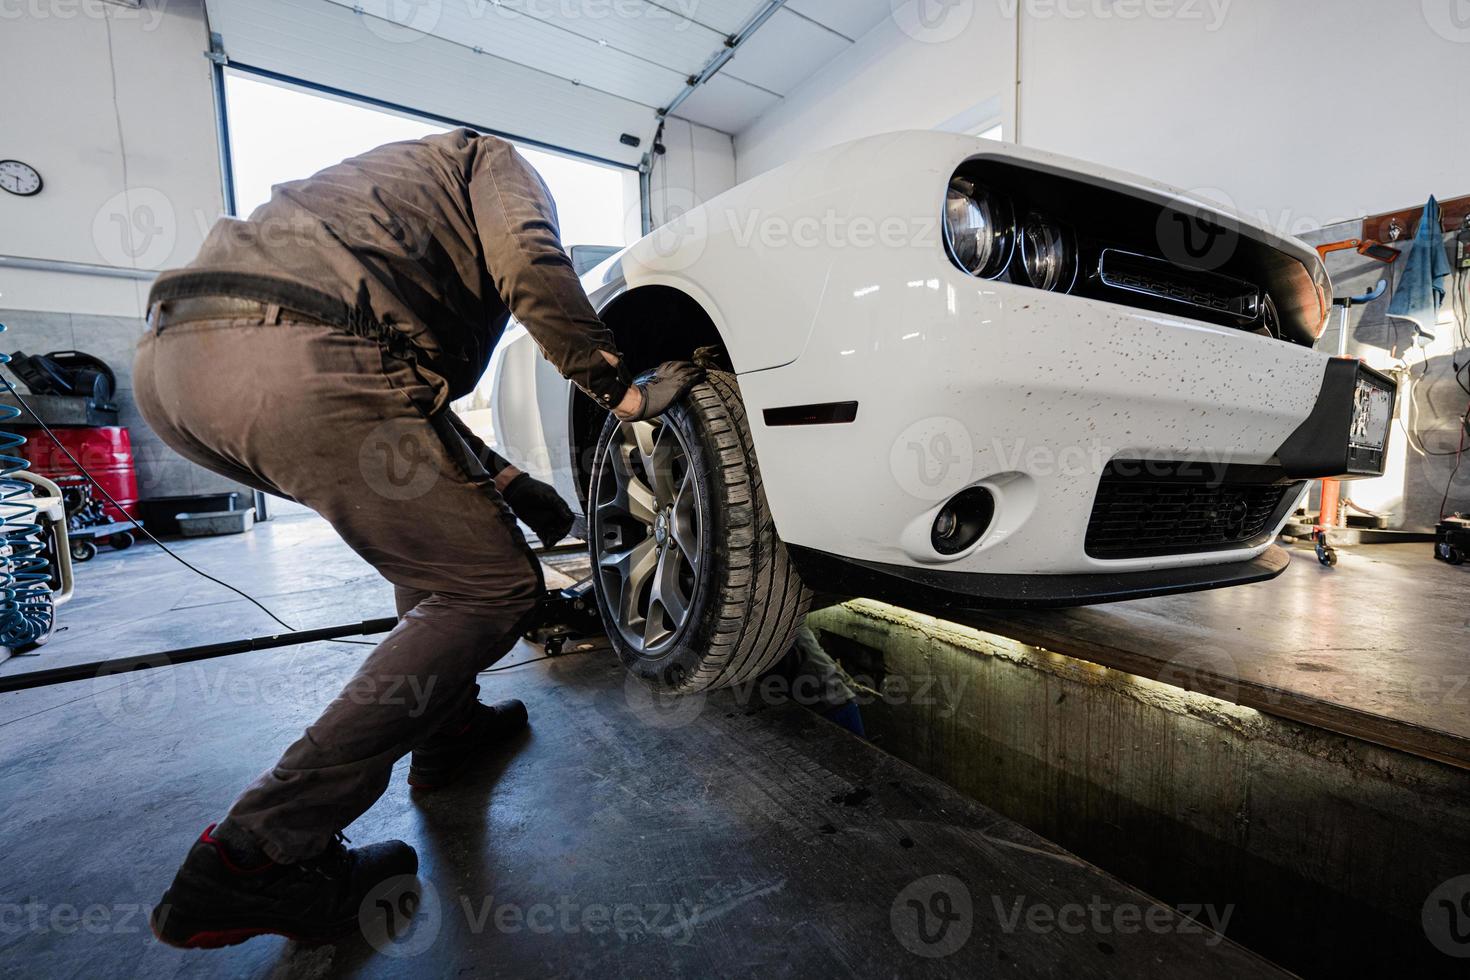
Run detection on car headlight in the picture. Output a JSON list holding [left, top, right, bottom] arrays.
[[944, 176, 1012, 279], [1019, 212, 1077, 292]]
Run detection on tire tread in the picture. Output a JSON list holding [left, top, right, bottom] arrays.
[[680, 371, 809, 692]]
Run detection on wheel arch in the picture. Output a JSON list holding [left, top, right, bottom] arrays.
[[569, 284, 737, 509]]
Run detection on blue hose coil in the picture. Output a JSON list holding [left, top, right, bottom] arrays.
[[0, 321, 54, 648]]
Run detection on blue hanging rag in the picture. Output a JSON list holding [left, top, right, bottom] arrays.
[[1386, 195, 1451, 346]]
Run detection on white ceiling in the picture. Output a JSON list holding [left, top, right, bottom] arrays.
[[205, 0, 893, 165]]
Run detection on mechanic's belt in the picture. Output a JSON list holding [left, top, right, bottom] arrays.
[[147, 295, 419, 361], [149, 295, 329, 331]]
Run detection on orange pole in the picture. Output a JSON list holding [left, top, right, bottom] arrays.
[[1318, 478, 1341, 529]]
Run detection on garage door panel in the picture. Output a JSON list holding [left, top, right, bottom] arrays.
[[319, 0, 685, 107], [672, 72, 780, 134], [329, 0, 727, 78], [675, 0, 772, 35], [722, 7, 850, 96], [495, 1, 727, 74], [208, 0, 652, 166], [785, 0, 892, 41]]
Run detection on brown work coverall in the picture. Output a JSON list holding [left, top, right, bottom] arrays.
[[135, 130, 626, 862]]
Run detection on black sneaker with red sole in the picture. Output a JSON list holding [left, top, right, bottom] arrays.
[[407, 698, 529, 792], [150, 825, 417, 949]]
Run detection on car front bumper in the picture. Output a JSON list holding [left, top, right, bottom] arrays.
[[738, 272, 1347, 587]]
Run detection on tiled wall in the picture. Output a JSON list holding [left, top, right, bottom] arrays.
[[0, 307, 252, 501]]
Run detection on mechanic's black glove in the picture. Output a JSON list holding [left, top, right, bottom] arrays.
[[617, 361, 705, 421], [502, 472, 575, 547]]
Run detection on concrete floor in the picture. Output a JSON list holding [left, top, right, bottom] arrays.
[[0, 518, 1281, 976]]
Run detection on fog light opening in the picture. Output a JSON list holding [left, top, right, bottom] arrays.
[[931, 487, 996, 556]]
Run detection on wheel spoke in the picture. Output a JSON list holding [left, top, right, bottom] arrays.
[[649, 426, 682, 502], [600, 537, 657, 627], [650, 547, 691, 627], [642, 607, 671, 648], [596, 480, 656, 528], [630, 421, 664, 498], [600, 430, 657, 526], [670, 468, 701, 570]]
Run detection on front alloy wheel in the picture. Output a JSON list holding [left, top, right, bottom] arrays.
[[593, 418, 703, 654], [587, 371, 809, 694]]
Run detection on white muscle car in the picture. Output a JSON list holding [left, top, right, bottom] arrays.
[[483, 130, 1394, 694]]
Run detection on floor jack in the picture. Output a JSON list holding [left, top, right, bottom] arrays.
[[0, 546, 610, 695], [525, 577, 609, 657]]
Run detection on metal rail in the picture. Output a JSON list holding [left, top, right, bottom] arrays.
[[0, 255, 156, 281], [659, 0, 789, 121], [0, 617, 400, 694]]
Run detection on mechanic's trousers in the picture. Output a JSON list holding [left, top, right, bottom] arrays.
[[134, 316, 544, 863]]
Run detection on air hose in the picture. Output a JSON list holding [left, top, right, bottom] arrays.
[[0, 321, 55, 649]]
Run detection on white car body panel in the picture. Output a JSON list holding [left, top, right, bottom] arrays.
[[492, 131, 1334, 583], [482, 323, 582, 505]]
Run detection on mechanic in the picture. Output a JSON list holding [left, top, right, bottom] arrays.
[[136, 129, 702, 949]]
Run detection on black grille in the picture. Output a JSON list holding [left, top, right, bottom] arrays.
[[1097, 249, 1261, 323], [1085, 463, 1303, 559]]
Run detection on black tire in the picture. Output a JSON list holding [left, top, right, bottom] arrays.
[[110, 531, 135, 551], [71, 540, 97, 563], [589, 370, 810, 694]]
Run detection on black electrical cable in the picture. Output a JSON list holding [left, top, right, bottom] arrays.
[[1439, 422, 1468, 520], [481, 653, 560, 674], [0, 373, 299, 632]]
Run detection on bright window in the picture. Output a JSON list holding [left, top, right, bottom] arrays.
[[223, 71, 637, 248]]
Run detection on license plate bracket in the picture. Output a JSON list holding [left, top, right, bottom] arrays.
[[1345, 368, 1395, 474], [1278, 358, 1397, 480]]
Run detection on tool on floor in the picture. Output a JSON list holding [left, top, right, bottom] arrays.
[[1313, 279, 1389, 566], [0, 617, 402, 693]]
